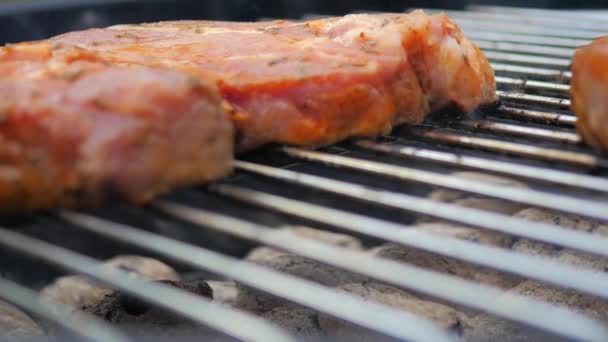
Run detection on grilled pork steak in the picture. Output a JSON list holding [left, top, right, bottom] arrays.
[[571, 38, 608, 152], [0, 10, 495, 212], [0, 52, 233, 212], [48, 10, 496, 150]]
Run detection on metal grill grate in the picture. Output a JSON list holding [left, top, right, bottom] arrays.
[[1, 5, 608, 342]]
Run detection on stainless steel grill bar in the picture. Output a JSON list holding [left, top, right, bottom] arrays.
[[415, 129, 608, 168], [154, 201, 608, 342], [434, 10, 608, 32], [553, 11, 608, 21], [0, 278, 129, 342], [468, 6, 608, 24], [355, 140, 608, 194], [465, 32, 587, 49], [58, 211, 454, 342], [212, 184, 608, 301], [497, 106, 576, 126], [0, 228, 296, 342], [476, 41, 573, 58], [495, 76, 570, 95], [455, 19, 599, 40], [470, 5, 608, 20], [234, 161, 608, 258], [458, 119, 581, 143], [283, 148, 608, 222], [497, 91, 571, 108], [491, 63, 572, 81], [485, 52, 571, 69]]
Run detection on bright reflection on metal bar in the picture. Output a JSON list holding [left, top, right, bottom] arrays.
[[234, 160, 608, 258]]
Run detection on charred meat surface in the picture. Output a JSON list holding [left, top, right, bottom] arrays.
[[571, 37, 608, 152], [0, 50, 233, 212], [47, 10, 497, 150]]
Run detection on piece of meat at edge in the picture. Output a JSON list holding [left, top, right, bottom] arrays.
[[571, 37, 608, 152], [0, 62, 233, 212], [48, 10, 497, 151]]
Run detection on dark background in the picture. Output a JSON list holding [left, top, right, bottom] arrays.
[[0, 0, 607, 43]]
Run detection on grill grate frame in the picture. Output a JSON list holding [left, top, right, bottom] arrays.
[[0, 5, 608, 342]]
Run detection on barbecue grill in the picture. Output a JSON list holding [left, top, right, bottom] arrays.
[[0, 3, 607, 342]]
